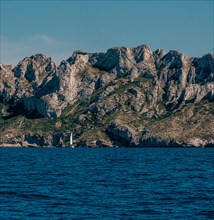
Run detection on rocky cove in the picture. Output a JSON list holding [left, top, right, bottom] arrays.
[[0, 44, 213, 148]]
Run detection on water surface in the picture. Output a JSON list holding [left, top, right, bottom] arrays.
[[0, 148, 213, 219]]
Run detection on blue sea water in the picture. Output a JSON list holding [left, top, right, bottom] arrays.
[[0, 148, 213, 220]]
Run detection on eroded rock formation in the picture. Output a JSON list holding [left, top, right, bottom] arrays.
[[0, 44, 213, 147]]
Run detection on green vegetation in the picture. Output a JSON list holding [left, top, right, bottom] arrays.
[[0, 68, 213, 147]]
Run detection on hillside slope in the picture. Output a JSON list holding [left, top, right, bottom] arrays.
[[0, 45, 213, 147]]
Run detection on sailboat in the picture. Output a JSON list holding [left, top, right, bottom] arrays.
[[70, 132, 74, 148]]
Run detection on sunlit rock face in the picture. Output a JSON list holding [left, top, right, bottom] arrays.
[[0, 45, 213, 119]]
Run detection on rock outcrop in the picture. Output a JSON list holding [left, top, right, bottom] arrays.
[[0, 44, 213, 147]]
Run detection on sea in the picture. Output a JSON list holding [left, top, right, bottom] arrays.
[[0, 147, 213, 220]]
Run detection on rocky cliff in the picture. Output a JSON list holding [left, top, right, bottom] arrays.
[[0, 44, 213, 147]]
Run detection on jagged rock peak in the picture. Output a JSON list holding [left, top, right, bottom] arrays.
[[67, 50, 90, 65], [132, 44, 153, 63], [154, 48, 166, 54], [13, 53, 56, 79], [30, 53, 50, 62], [0, 44, 213, 121], [15, 53, 52, 66]]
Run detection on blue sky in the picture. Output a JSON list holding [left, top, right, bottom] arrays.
[[0, 0, 213, 65]]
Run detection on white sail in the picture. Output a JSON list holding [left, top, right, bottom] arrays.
[[70, 132, 73, 146]]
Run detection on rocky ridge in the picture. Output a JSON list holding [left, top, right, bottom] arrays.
[[0, 44, 213, 147]]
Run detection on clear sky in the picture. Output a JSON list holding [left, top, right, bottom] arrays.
[[0, 0, 213, 66]]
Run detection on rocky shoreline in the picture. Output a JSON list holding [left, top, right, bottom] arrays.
[[0, 133, 213, 148]]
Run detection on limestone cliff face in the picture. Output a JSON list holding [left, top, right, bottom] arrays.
[[0, 44, 213, 147], [0, 64, 15, 102], [0, 54, 58, 117]]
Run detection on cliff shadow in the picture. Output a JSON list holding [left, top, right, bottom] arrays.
[[2, 103, 44, 120]]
